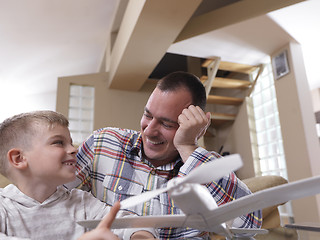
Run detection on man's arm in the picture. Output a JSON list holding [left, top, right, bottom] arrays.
[[177, 147, 263, 229], [173, 105, 211, 162], [173, 105, 262, 229]]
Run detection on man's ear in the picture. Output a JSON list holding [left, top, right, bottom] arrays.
[[7, 148, 28, 170]]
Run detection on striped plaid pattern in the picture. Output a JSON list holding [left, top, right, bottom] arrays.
[[66, 127, 262, 239]]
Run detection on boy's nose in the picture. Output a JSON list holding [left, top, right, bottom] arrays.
[[68, 145, 78, 155]]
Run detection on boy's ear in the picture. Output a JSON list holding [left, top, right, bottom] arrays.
[[7, 148, 28, 170]]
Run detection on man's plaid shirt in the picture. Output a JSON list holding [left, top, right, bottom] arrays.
[[66, 127, 262, 239]]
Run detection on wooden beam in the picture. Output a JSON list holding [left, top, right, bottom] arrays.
[[175, 0, 306, 42], [204, 57, 221, 97], [211, 112, 236, 120], [203, 59, 258, 74], [109, 0, 202, 91], [218, 61, 258, 74], [210, 112, 236, 128], [201, 76, 251, 89], [207, 95, 243, 105]]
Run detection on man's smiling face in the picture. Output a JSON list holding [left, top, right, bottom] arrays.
[[140, 88, 192, 167]]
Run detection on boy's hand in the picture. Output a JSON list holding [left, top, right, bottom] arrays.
[[131, 230, 156, 239], [78, 202, 120, 240]]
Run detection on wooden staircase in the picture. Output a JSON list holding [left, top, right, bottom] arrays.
[[145, 54, 264, 142], [201, 58, 264, 135]]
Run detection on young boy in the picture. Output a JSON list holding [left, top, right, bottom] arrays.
[[0, 110, 157, 240]]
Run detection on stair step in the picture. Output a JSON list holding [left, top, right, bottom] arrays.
[[211, 112, 236, 120], [201, 76, 251, 89], [209, 112, 236, 129], [202, 60, 258, 74], [219, 61, 258, 74], [201, 58, 220, 68], [207, 95, 243, 105]]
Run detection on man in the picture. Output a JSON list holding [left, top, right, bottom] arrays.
[[66, 71, 262, 239]]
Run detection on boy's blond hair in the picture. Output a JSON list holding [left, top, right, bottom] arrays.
[[0, 110, 69, 177]]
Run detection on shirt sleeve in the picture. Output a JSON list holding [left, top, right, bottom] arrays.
[[0, 202, 30, 240], [0, 234, 29, 240], [178, 147, 263, 230]]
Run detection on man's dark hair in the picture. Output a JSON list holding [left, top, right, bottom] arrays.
[[156, 71, 206, 110]]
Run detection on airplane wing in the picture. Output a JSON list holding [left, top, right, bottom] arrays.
[[78, 211, 268, 237], [78, 214, 222, 230], [229, 228, 268, 235], [78, 214, 187, 229], [202, 174, 320, 229], [78, 175, 320, 232]]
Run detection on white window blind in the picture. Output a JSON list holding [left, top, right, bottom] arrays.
[[250, 62, 293, 222], [251, 63, 287, 178], [68, 85, 95, 146]]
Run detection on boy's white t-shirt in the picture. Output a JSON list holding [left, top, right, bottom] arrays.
[[0, 184, 155, 240]]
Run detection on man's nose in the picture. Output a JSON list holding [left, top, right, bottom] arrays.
[[144, 119, 159, 135]]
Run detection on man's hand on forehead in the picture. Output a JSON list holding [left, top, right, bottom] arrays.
[[178, 105, 208, 125], [174, 105, 211, 162]]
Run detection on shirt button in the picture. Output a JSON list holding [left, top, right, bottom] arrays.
[[118, 185, 123, 191], [150, 169, 156, 175]]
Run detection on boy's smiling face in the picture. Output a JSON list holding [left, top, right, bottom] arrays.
[[23, 122, 77, 188]]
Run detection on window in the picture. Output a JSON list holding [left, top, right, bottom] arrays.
[[250, 62, 293, 223], [68, 85, 95, 146], [251, 63, 287, 178]]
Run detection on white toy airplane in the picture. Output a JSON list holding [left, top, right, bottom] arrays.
[[78, 154, 320, 239]]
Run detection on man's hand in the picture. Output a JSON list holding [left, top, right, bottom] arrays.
[[173, 105, 211, 162], [78, 202, 120, 240]]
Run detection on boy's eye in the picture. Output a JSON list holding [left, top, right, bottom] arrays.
[[53, 140, 64, 145]]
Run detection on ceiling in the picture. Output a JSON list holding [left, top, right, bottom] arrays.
[[268, 0, 320, 90], [168, 0, 320, 91], [0, 0, 319, 121]]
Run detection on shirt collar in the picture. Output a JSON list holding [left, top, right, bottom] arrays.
[[128, 132, 183, 172], [130, 131, 143, 154], [1, 184, 68, 207]]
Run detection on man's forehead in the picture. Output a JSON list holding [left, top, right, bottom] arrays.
[[144, 107, 178, 124], [149, 88, 192, 104]]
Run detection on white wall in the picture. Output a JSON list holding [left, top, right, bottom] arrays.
[[56, 72, 153, 132], [0, 91, 56, 122], [273, 42, 320, 223], [311, 88, 320, 112], [221, 97, 256, 180]]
